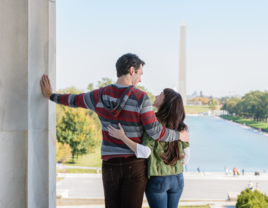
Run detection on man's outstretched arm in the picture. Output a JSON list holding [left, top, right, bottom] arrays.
[[140, 93, 189, 143], [40, 74, 98, 111]]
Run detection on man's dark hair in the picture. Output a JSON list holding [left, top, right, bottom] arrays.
[[116, 53, 145, 77]]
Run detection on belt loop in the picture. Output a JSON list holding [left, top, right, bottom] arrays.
[[158, 165, 161, 176], [172, 166, 175, 175]]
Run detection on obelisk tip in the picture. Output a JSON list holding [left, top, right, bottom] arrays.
[[181, 19, 186, 26]]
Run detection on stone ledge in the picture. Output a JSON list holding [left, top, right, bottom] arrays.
[[56, 197, 228, 206], [227, 192, 240, 201]]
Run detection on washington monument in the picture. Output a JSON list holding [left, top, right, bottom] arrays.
[[179, 19, 186, 105]]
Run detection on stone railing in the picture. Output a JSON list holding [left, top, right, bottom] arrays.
[[57, 164, 102, 174]]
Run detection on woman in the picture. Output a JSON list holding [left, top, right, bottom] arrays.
[[108, 88, 190, 208]]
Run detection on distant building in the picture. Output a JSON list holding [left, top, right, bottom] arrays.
[[187, 91, 199, 100], [187, 91, 216, 102], [188, 100, 202, 105]]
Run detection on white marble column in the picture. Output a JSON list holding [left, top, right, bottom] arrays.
[[0, 0, 56, 208]]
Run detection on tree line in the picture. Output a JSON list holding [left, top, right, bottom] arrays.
[[221, 91, 268, 122]]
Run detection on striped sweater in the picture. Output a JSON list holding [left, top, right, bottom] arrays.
[[50, 83, 180, 160]]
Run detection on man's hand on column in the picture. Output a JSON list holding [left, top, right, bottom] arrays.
[[40, 74, 53, 99], [179, 130, 189, 143]]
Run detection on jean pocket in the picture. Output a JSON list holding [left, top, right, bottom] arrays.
[[176, 173, 184, 189], [147, 176, 166, 192], [102, 168, 115, 187]]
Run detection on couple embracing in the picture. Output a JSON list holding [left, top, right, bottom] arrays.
[[41, 53, 190, 208]]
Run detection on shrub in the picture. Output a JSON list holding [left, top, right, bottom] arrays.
[[236, 188, 268, 208]]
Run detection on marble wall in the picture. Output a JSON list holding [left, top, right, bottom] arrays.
[[0, 0, 56, 207]]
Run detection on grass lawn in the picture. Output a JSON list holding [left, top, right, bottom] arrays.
[[57, 169, 102, 174], [184, 105, 210, 114], [56, 177, 65, 182], [221, 115, 268, 132], [64, 147, 102, 167]]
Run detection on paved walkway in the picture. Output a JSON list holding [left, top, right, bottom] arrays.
[[56, 202, 236, 208], [57, 172, 268, 199]]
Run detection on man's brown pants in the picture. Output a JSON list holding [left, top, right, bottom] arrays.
[[102, 156, 148, 208]]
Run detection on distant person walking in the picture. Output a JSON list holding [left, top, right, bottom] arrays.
[[248, 181, 253, 190], [197, 166, 201, 174], [256, 182, 260, 191], [242, 169, 244, 175], [237, 168, 240, 176], [225, 168, 229, 175], [233, 167, 237, 176]]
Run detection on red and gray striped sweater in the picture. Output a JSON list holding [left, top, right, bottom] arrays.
[[50, 83, 180, 160]]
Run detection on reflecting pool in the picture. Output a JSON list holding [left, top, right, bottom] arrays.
[[185, 116, 268, 172]]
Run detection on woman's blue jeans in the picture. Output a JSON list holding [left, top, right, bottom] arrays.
[[145, 173, 184, 208]]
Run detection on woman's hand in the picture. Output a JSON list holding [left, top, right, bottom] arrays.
[[108, 123, 138, 153], [179, 130, 189, 143], [108, 123, 126, 140]]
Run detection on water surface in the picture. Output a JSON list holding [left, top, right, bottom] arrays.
[[185, 116, 268, 172]]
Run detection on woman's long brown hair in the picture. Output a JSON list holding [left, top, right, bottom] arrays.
[[155, 88, 187, 166]]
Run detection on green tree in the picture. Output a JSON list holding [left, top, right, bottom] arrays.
[[209, 104, 217, 110], [243, 91, 263, 121], [56, 86, 102, 143], [56, 87, 85, 125], [137, 85, 155, 104], [57, 86, 84, 94], [236, 188, 268, 208], [235, 100, 245, 117], [221, 97, 241, 114], [87, 83, 94, 91], [218, 97, 229, 105], [226, 100, 237, 114], [57, 108, 97, 163], [97, 77, 115, 88], [56, 141, 72, 163], [87, 77, 115, 91], [209, 99, 219, 110]]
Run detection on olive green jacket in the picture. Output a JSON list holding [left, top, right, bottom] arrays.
[[142, 130, 190, 178]]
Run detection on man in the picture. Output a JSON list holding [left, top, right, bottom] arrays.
[[41, 53, 189, 208]]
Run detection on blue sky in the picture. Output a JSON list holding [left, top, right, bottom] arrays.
[[57, 0, 268, 97]]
